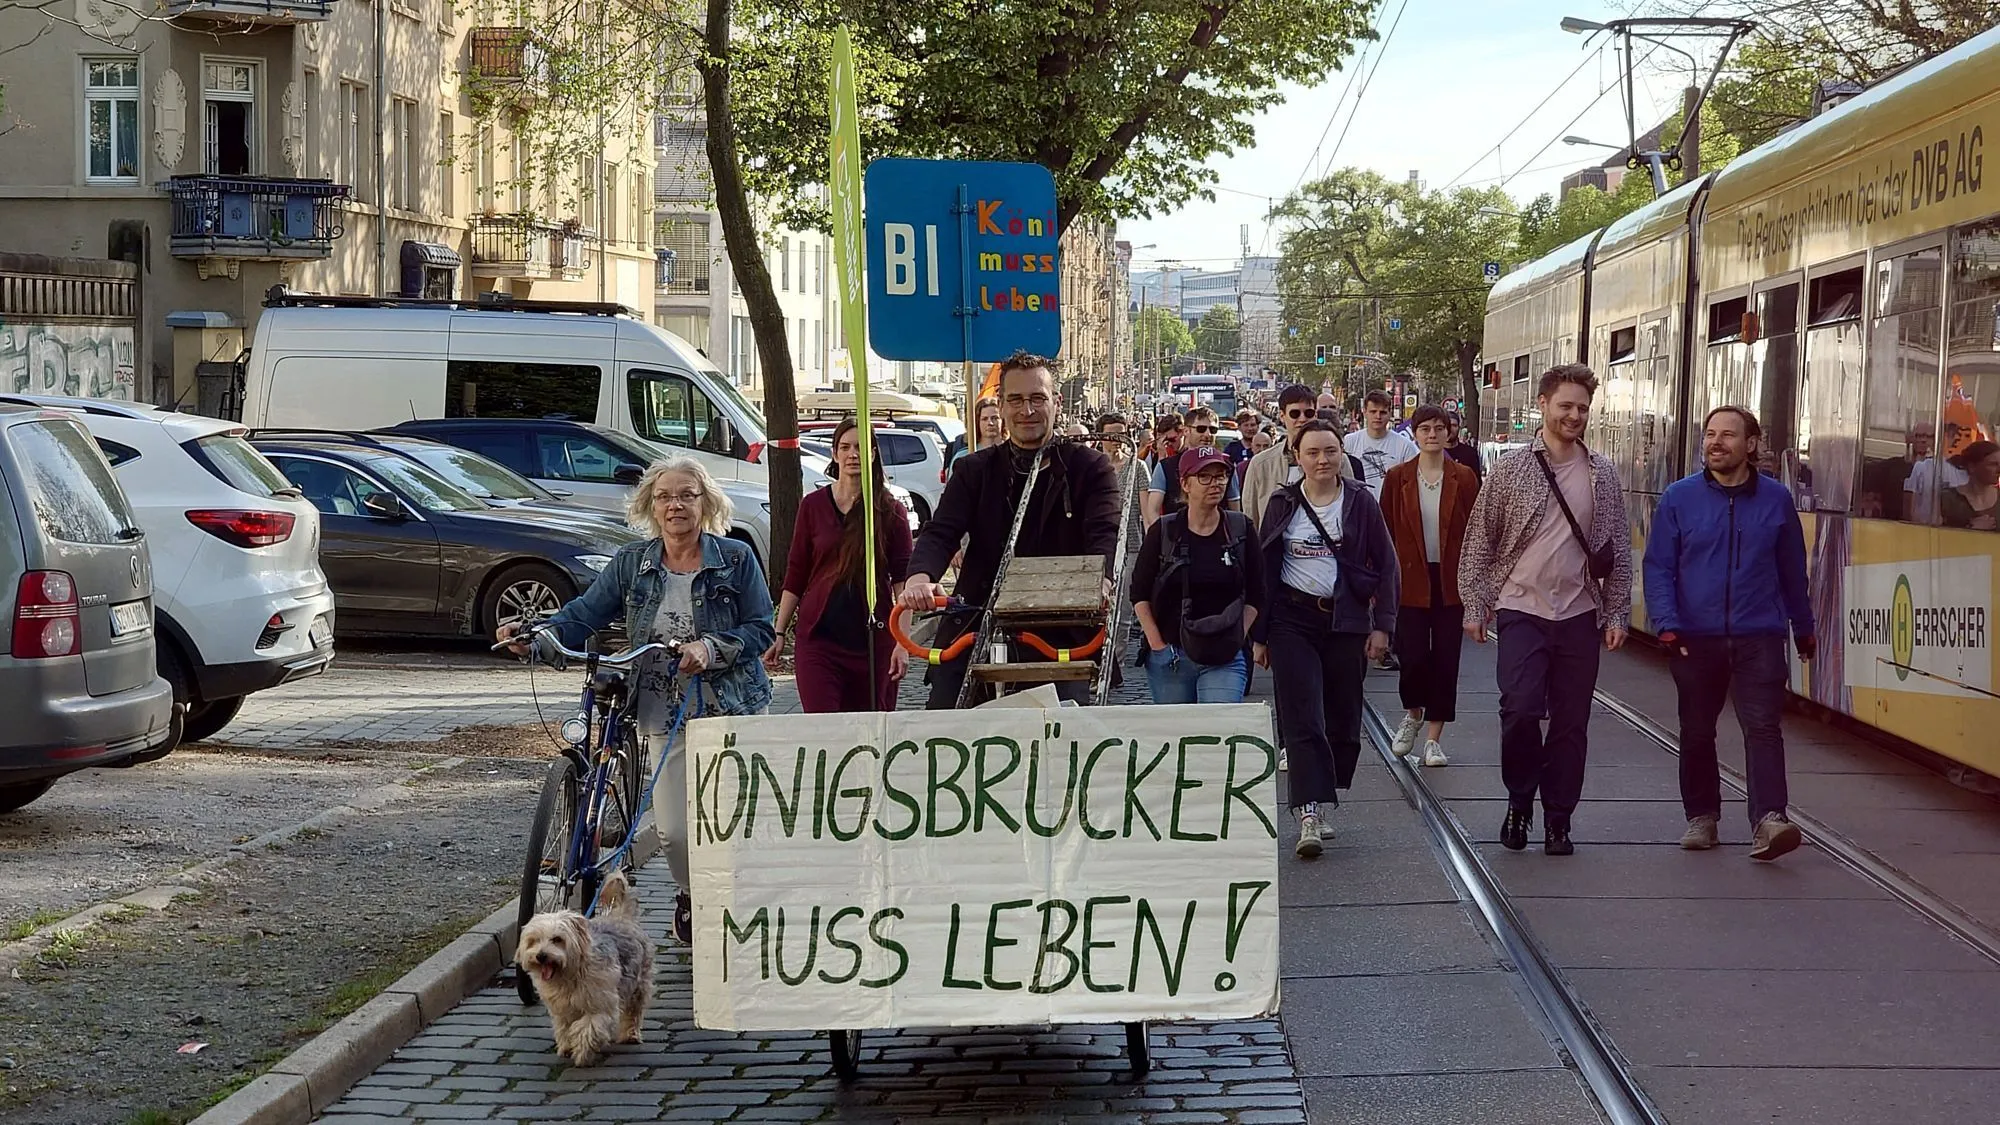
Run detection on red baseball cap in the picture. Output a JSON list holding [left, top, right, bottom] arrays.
[[1178, 447, 1233, 478]]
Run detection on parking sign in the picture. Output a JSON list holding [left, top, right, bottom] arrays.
[[1482, 261, 1501, 284]]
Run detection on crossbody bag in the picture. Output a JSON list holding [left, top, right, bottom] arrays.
[[1534, 450, 1614, 580]]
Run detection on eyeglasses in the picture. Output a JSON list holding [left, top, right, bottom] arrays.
[[1191, 425, 1217, 435], [1003, 393, 1052, 409], [654, 490, 704, 507], [1284, 408, 1314, 420], [1189, 473, 1230, 488]]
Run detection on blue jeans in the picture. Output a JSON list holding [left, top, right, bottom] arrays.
[[1144, 646, 1248, 704]]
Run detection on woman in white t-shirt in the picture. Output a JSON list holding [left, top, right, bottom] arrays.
[[1252, 421, 1400, 860]]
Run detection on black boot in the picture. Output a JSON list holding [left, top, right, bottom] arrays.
[[1544, 820, 1574, 856], [1500, 807, 1532, 851]]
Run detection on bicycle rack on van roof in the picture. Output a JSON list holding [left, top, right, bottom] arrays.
[[262, 289, 634, 317]]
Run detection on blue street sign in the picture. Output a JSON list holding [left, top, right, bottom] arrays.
[[1387, 318, 1402, 331], [1483, 261, 1502, 283], [1287, 326, 1299, 338], [864, 158, 1061, 363]]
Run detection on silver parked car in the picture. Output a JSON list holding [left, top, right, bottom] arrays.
[[0, 405, 174, 812]]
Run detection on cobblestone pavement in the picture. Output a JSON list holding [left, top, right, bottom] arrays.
[[322, 868, 1305, 1125]]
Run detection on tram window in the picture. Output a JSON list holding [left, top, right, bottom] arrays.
[[1944, 218, 2000, 529], [1859, 247, 1947, 525], [1608, 326, 1637, 363], [1512, 355, 1530, 383], [1808, 268, 1864, 326], [1755, 283, 1802, 482], [1708, 296, 1749, 343]]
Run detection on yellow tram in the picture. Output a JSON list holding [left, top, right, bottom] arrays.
[[1483, 26, 2000, 775]]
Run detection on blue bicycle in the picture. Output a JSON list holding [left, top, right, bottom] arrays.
[[500, 625, 681, 1005]]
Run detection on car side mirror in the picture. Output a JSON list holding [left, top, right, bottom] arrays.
[[362, 492, 407, 520], [613, 464, 645, 487]]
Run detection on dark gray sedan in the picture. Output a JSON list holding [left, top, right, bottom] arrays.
[[252, 436, 641, 638]]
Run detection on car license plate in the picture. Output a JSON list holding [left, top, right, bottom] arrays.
[[308, 615, 333, 648], [110, 600, 151, 637]]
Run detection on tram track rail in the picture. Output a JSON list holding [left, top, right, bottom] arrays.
[[1591, 687, 2000, 969], [1360, 699, 1666, 1125]]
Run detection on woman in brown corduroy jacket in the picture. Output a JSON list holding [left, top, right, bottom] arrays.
[[1377, 405, 1480, 767]]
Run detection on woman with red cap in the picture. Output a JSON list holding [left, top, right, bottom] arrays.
[[1130, 446, 1265, 704]]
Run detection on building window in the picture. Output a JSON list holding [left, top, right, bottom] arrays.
[[392, 97, 417, 211], [202, 61, 257, 176], [476, 125, 495, 212], [630, 170, 645, 248], [655, 217, 710, 293], [576, 156, 594, 230], [780, 237, 790, 291], [604, 162, 619, 243], [437, 110, 454, 216], [84, 58, 141, 183], [300, 70, 319, 177], [511, 133, 528, 212], [340, 81, 368, 201]]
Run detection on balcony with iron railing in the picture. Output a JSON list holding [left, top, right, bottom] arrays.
[[164, 175, 350, 261], [469, 213, 558, 278], [468, 27, 549, 103], [164, 0, 334, 23], [552, 226, 595, 281]]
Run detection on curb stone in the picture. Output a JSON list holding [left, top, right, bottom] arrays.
[[190, 825, 659, 1125]]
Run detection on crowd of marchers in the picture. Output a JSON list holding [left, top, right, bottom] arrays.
[[495, 353, 1815, 943]]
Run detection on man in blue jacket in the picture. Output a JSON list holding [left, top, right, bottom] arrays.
[[1644, 405, 1815, 861]]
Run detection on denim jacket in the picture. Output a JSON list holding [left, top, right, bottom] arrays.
[[534, 533, 775, 716]]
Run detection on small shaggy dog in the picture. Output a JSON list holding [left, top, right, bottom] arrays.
[[515, 873, 655, 1066]]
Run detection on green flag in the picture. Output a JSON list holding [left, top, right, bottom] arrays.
[[828, 26, 877, 623]]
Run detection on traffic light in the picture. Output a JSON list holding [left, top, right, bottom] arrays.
[[1314, 344, 1326, 366]]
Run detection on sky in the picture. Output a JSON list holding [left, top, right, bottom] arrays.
[[1120, 0, 1694, 272]]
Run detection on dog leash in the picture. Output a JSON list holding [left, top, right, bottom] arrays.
[[583, 674, 705, 918]]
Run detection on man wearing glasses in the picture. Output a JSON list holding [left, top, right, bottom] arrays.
[[1143, 406, 1241, 528], [1245, 384, 1360, 533], [900, 350, 1123, 707]]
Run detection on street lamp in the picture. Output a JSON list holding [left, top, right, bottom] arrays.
[[1558, 14, 1756, 194], [1562, 135, 1623, 150]]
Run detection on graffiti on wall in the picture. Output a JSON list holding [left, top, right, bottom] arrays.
[[0, 322, 137, 401]]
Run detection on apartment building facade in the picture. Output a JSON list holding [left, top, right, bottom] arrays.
[[0, 0, 654, 408]]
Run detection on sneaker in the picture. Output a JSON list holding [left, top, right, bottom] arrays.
[[1295, 813, 1324, 859], [1500, 807, 1532, 851], [1749, 813, 1802, 862], [673, 892, 693, 945], [1391, 715, 1423, 760], [1420, 740, 1449, 768], [1544, 822, 1574, 856], [1680, 815, 1719, 850]]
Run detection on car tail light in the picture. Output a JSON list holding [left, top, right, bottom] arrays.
[[186, 509, 296, 548], [13, 571, 80, 659], [746, 441, 764, 464], [256, 612, 293, 650]]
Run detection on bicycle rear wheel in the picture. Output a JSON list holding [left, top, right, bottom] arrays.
[[610, 728, 648, 874], [516, 754, 584, 1005]]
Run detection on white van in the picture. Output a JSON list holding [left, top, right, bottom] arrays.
[[239, 294, 818, 492]]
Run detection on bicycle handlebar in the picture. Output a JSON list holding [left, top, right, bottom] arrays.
[[492, 623, 680, 669]]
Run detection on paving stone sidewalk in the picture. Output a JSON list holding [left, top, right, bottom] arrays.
[[321, 866, 1305, 1125]]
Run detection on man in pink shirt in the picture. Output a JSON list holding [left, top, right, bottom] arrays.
[[1458, 364, 1633, 856]]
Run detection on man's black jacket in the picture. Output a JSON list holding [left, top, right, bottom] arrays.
[[908, 439, 1122, 640]]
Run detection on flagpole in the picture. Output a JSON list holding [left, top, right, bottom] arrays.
[[829, 26, 879, 709]]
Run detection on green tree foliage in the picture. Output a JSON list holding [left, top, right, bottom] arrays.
[[1514, 172, 1655, 261], [729, 0, 1382, 234], [1135, 306, 1196, 383], [1194, 305, 1241, 364], [1272, 169, 1515, 432]]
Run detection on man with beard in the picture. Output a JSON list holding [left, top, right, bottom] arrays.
[[1645, 406, 1812, 861], [899, 351, 1122, 707], [1459, 364, 1633, 857]]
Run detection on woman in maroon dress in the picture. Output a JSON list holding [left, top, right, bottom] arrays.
[[764, 418, 913, 711]]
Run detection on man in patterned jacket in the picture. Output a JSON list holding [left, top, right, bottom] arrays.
[[1458, 363, 1633, 857]]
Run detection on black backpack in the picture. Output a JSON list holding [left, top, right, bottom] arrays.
[[1152, 510, 1251, 666]]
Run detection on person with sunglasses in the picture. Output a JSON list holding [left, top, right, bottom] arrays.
[[1144, 406, 1241, 528], [1243, 384, 1359, 536]]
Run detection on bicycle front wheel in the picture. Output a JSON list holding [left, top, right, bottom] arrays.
[[516, 754, 584, 1005], [612, 728, 649, 875]]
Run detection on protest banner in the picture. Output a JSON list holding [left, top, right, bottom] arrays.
[[687, 703, 1280, 1031]]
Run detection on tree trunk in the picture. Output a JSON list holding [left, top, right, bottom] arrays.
[[702, 0, 798, 587], [1455, 338, 1482, 440]]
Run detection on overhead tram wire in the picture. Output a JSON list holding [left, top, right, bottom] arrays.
[[1317, 0, 1411, 178], [1287, 0, 1388, 195], [1441, 45, 1603, 191], [1497, 39, 1669, 192]]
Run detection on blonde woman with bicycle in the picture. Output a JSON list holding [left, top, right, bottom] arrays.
[[498, 455, 774, 944]]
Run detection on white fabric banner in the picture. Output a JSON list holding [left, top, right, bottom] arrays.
[[687, 703, 1281, 1031]]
